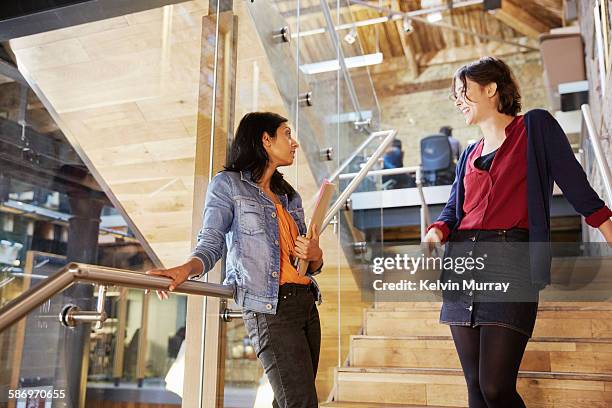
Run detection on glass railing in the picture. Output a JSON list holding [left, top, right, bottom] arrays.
[[0, 262, 232, 408], [1, 0, 413, 406], [1, 283, 81, 407], [4, 1, 611, 407], [235, 0, 392, 403]]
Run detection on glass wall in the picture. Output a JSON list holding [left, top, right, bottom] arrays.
[[2, 0, 451, 407], [224, 0, 393, 403], [0, 38, 188, 406]]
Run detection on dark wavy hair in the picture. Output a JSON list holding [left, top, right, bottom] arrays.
[[451, 57, 522, 116], [224, 112, 296, 198]]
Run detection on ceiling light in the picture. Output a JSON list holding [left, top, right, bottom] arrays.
[[299, 52, 384, 75], [402, 15, 414, 33], [344, 27, 357, 44], [426, 12, 443, 22]]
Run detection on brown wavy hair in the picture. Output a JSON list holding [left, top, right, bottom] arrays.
[[451, 57, 522, 116]]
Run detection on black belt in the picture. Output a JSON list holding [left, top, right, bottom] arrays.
[[279, 283, 312, 296], [452, 228, 529, 242]]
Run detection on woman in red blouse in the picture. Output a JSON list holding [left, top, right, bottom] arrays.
[[424, 57, 612, 407]]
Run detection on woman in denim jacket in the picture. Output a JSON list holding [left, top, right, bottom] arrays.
[[148, 112, 324, 407]]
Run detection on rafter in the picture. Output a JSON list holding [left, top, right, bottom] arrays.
[[491, 0, 550, 38], [393, 0, 420, 78]]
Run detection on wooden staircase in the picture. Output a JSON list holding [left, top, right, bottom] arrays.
[[323, 301, 612, 407]]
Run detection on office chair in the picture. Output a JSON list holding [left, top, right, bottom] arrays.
[[420, 135, 455, 186]]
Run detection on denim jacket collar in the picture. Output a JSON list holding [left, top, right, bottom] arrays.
[[239, 170, 259, 189], [240, 170, 289, 207]]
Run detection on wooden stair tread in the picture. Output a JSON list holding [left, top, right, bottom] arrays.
[[349, 334, 612, 374], [321, 402, 461, 408], [373, 303, 612, 312], [363, 308, 612, 339], [351, 334, 612, 343], [335, 366, 612, 406], [338, 366, 612, 381]]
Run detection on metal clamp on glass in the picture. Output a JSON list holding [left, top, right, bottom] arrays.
[[353, 118, 371, 130], [273, 26, 291, 43], [59, 284, 108, 328], [298, 91, 313, 107], [320, 147, 334, 161]]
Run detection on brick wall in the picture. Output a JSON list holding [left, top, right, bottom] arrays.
[[374, 52, 550, 166]]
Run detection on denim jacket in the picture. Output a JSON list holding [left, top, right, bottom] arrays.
[[189, 170, 323, 314]]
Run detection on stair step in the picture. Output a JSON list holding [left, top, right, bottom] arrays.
[[373, 301, 612, 312], [350, 335, 612, 374], [336, 367, 612, 407], [364, 309, 612, 339], [321, 401, 461, 408]]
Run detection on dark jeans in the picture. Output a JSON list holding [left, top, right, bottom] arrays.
[[242, 284, 321, 408]]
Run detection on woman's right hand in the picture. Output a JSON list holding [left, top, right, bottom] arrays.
[[423, 227, 443, 255], [145, 259, 200, 300]]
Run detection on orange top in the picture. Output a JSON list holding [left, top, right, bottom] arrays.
[[275, 204, 311, 285]]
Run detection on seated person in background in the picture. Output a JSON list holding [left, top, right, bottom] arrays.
[[383, 139, 403, 169], [440, 125, 462, 162], [383, 139, 413, 189]]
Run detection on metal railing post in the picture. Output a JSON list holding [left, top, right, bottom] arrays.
[[322, 130, 397, 230], [582, 104, 612, 204], [335, 164, 431, 239]]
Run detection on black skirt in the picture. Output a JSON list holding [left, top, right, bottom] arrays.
[[439, 228, 540, 337]]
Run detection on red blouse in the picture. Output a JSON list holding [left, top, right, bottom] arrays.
[[459, 115, 529, 230], [428, 114, 612, 242], [429, 115, 529, 240]]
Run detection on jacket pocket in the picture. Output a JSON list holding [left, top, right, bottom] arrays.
[[238, 199, 265, 235]]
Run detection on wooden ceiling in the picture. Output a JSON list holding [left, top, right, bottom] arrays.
[[279, 0, 564, 76]]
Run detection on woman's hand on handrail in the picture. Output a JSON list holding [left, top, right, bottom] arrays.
[[145, 259, 202, 300]]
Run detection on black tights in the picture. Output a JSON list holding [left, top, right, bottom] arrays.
[[450, 325, 529, 408]]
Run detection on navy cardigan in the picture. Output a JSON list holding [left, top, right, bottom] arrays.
[[434, 109, 612, 288]]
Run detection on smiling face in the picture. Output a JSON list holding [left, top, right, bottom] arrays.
[[453, 77, 499, 126], [263, 122, 299, 167]]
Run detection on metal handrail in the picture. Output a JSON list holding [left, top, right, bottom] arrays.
[[328, 131, 386, 182], [334, 164, 431, 239], [322, 129, 397, 229], [582, 104, 612, 204], [338, 165, 420, 179], [0, 262, 233, 333]]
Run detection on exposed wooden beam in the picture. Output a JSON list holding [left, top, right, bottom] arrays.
[[370, 43, 537, 97], [372, 74, 452, 97], [491, 0, 550, 38], [394, 19, 420, 78], [423, 38, 534, 65]]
